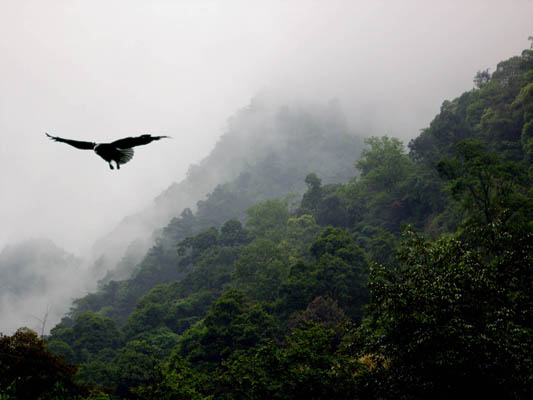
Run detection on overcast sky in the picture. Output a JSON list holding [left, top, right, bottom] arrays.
[[1, 0, 532, 255]]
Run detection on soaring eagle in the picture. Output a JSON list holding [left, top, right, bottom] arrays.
[[45, 133, 170, 170]]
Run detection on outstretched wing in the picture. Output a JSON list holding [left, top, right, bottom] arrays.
[[45, 133, 95, 150], [111, 134, 170, 149]]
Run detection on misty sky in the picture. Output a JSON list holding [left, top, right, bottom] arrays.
[[1, 0, 532, 255]]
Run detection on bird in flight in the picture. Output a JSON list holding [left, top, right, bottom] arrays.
[[45, 133, 170, 170]]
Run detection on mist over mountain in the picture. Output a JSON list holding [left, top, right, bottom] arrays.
[[0, 238, 82, 334], [0, 95, 362, 334], [2, 1, 531, 258], [91, 95, 362, 285]]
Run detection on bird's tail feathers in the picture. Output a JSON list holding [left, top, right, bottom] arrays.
[[117, 148, 135, 164]]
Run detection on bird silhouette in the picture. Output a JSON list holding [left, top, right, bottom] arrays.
[[45, 133, 170, 170]]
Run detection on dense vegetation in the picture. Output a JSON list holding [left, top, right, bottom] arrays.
[[2, 47, 533, 399]]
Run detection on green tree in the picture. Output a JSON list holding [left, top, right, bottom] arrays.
[[280, 214, 320, 263], [75, 359, 117, 391], [299, 173, 323, 216], [513, 81, 533, 177], [246, 200, 290, 243], [279, 261, 319, 319], [216, 323, 364, 399], [70, 312, 123, 363], [177, 289, 279, 370], [234, 238, 288, 301], [473, 68, 491, 88], [288, 296, 348, 333], [357, 136, 412, 193], [280, 227, 368, 321], [177, 227, 219, 267], [364, 225, 533, 398], [0, 328, 85, 399], [437, 140, 530, 227], [311, 227, 368, 319], [45, 339, 75, 362], [114, 340, 163, 399], [219, 219, 250, 246], [135, 354, 205, 400]]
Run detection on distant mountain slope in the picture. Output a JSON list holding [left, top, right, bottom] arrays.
[[90, 96, 363, 283], [66, 97, 364, 324]]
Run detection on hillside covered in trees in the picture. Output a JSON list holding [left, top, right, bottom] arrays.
[[89, 98, 362, 284], [2, 46, 533, 399]]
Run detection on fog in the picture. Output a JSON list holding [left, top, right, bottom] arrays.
[[0, 0, 531, 333]]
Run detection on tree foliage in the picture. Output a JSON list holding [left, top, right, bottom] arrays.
[[364, 222, 533, 398], [0, 329, 85, 399]]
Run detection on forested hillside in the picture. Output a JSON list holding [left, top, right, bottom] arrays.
[[77, 99, 363, 326], [2, 47, 533, 399], [90, 98, 362, 284]]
